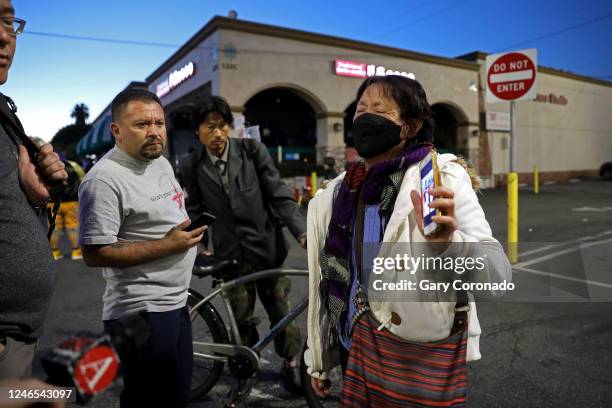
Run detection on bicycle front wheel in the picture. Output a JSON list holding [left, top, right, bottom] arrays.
[[188, 289, 230, 401]]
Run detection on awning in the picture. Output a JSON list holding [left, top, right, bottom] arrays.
[[76, 115, 114, 157]]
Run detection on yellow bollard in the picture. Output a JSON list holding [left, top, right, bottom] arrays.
[[311, 171, 318, 196], [534, 165, 539, 194], [507, 172, 518, 263]]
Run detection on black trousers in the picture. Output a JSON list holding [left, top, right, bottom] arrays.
[[104, 306, 193, 408]]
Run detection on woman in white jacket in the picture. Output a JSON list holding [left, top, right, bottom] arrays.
[[305, 76, 512, 407]]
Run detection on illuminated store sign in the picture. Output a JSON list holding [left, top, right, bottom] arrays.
[[334, 59, 415, 79], [156, 62, 196, 98]]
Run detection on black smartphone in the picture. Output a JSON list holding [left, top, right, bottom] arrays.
[[185, 212, 216, 232]]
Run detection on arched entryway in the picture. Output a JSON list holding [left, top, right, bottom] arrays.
[[244, 86, 322, 163], [431, 103, 469, 158]]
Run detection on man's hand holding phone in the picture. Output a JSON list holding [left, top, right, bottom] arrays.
[[185, 212, 216, 232], [164, 212, 217, 252], [166, 211, 217, 253], [164, 219, 207, 253]]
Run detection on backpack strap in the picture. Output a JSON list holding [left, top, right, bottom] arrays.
[[240, 138, 264, 197], [241, 137, 258, 160], [239, 138, 284, 224]]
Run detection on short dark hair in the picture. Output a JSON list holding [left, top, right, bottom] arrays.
[[111, 89, 162, 122], [192, 95, 234, 129], [356, 75, 434, 143]]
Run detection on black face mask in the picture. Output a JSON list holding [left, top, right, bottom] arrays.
[[352, 113, 402, 158]]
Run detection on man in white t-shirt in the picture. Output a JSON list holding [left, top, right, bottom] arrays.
[[78, 89, 205, 408]]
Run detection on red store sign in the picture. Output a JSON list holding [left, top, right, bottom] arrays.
[[334, 59, 415, 79], [335, 59, 367, 78], [535, 93, 568, 105]]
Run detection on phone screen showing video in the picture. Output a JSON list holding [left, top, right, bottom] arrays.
[[420, 157, 437, 230]]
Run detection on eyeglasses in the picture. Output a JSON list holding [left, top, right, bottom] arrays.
[[0, 17, 26, 36]]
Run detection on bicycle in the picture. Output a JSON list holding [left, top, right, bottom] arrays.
[[187, 255, 336, 407]]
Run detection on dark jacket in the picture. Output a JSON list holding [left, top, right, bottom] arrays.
[[180, 138, 305, 269], [324, 168, 339, 180], [0, 92, 56, 341]]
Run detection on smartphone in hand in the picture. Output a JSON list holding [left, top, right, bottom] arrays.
[[419, 151, 441, 236], [185, 212, 216, 232]]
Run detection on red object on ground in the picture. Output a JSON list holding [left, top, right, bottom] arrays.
[[74, 345, 120, 395]]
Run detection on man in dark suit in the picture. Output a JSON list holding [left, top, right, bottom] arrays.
[[0, 1, 68, 380], [181, 96, 306, 392]]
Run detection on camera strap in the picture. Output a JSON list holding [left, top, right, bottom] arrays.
[[0, 95, 62, 241]]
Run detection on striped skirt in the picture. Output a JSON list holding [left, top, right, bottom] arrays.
[[341, 313, 468, 407]]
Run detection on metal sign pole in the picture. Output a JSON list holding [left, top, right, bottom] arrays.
[[485, 49, 537, 265]]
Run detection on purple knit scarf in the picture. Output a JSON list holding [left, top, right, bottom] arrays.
[[324, 143, 432, 259]]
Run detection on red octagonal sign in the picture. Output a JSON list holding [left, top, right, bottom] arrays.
[[486, 50, 537, 102]]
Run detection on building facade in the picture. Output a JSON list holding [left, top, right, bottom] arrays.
[[78, 16, 612, 187]]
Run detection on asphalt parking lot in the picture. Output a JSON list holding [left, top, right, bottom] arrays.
[[36, 178, 612, 407]]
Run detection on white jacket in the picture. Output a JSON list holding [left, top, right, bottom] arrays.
[[305, 154, 512, 380]]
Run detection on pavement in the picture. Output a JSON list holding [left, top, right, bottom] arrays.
[[33, 178, 612, 407]]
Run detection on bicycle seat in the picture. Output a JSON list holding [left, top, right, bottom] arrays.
[[193, 255, 238, 279]]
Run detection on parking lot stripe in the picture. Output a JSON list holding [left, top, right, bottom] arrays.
[[515, 238, 612, 268], [518, 230, 612, 259], [513, 266, 612, 290], [519, 244, 559, 258], [577, 229, 612, 241], [572, 206, 612, 212], [519, 230, 612, 257]]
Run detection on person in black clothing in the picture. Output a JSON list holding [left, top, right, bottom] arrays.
[[322, 156, 339, 180], [180, 96, 306, 392], [0, 1, 68, 380]]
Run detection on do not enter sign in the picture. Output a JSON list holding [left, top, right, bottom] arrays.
[[486, 49, 537, 103]]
